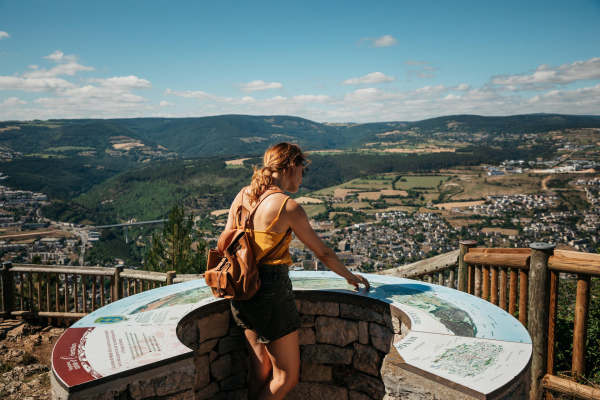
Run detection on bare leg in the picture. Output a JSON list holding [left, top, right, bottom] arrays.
[[257, 330, 300, 400], [244, 329, 272, 400]]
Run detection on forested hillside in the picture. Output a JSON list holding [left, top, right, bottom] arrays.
[[57, 143, 549, 224], [349, 114, 600, 146], [0, 120, 159, 156]]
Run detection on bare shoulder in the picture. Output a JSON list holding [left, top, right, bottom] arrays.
[[284, 197, 307, 218]]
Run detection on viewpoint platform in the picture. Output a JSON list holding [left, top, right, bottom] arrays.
[[51, 272, 532, 399]]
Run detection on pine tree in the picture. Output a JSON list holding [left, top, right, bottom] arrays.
[[145, 205, 207, 274]]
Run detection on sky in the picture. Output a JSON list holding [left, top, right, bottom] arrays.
[[0, 0, 599, 123]]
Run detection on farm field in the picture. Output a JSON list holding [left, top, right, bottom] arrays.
[[210, 209, 229, 216], [394, 176, 446, 190], [225, 158, 250, 165], [295, 196, 324, 204], [357, 190, 408, 200], [302, 204, 326, 217], [481, 227, 520, 236]]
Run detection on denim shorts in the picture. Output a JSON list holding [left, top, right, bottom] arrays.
[[230, 264, 301, 344]]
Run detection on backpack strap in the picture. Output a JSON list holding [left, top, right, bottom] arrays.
[[241, 188, 285, 229]]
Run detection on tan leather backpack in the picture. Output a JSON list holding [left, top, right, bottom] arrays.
[[204, 187, 291, 300]]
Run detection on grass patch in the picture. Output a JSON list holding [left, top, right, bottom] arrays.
[[394, 175, 446, 190], [45, 146, 95, 152], [21, 351, 37, 365], [0, 361, 14, 374], [301, 204, 326, 217]]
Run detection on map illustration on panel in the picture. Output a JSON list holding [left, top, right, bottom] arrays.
[[431, 342, 504, 378]]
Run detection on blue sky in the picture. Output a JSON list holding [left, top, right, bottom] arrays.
[[0, 0, 599, 122]]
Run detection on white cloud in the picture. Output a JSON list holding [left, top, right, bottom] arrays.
[[341, 72, 395, 85], [159, 101, 173, 107], [359, 35, 398, 48], [238, 80, 282, 92], [88, 76, 153, 90], [372, 35, 398, 48], [22, 62, 94, 78], [0, 31, 10, 40], [453, 84, 470, 91], [405, 60, 432, 66], [28, 65, 39, 70], [43, 50, 79, 64], [416, 72, 435, 79], [492, 57, 600, 86], [0, 97, 28, 107], [164, 89, 215, 100], [0, 76, 75, 92]]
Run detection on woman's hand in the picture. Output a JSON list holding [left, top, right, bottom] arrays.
[[346, 274, 370, 290]]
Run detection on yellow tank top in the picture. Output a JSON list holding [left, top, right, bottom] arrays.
[[237, 196, 293, 266]]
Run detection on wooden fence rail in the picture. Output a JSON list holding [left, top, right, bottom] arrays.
[[0, 263, 203, 325], [461, 244, 599, 400], [379, 243, 599, 400]]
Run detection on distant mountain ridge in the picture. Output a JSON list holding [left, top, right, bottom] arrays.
[[2, 113, 599, 157]]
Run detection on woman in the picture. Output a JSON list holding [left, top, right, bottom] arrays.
[[224, 142, 370, 400]]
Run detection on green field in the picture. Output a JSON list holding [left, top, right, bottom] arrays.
[[301, 204, 326, 217], [26, 153, 67, 159], [46, 146, 95, 152], [395, 175, 446, 189]]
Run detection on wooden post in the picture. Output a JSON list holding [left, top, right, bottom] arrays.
[[1, 262, 14, 317], [114, 266, 124, 301], [28, 272, 33, 311], [482, 265, 490, 301], [547, 269, 559, 376], [19, 272, 24, 311], [92, 276, 97, 312], [468, 265, 475, 295], [109, 276, 115, 303], [491, 267, 499, 306], [55, 274, 60, 325], [426, 275, 433, 283], [46, 272, 51, 325], [528, 242, 554, 400], [438, 272, 444, 286], [458, 240, 476, 293], [509, 268, 518, 316], [519, 270, 528, 326], [63, 274, 68, 314], [82, 275, 87, 314], [74, 275, 79, 313], [46, 273, 50, 312], [500, 267, 508, 311], [474, 265, 482, 298], [572, 274, 591, 376], [37, 273, 43, 312], [166, 271, 176, 285], [448, 268, 455, 289], [100, 277, 105, 307]]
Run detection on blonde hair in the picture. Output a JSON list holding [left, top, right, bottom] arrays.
[[247, 142, 308, 204]]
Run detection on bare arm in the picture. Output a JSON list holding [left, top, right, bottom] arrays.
[[285, 200, 370, 290]]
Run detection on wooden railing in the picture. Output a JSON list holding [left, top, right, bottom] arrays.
[[379, 242, 600, 400], [0, 263, 203, 325]]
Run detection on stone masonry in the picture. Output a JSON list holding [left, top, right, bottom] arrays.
[[182, 299, 408, 400]]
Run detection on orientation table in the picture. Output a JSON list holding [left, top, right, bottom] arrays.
[[52, 271, 532, 398]]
